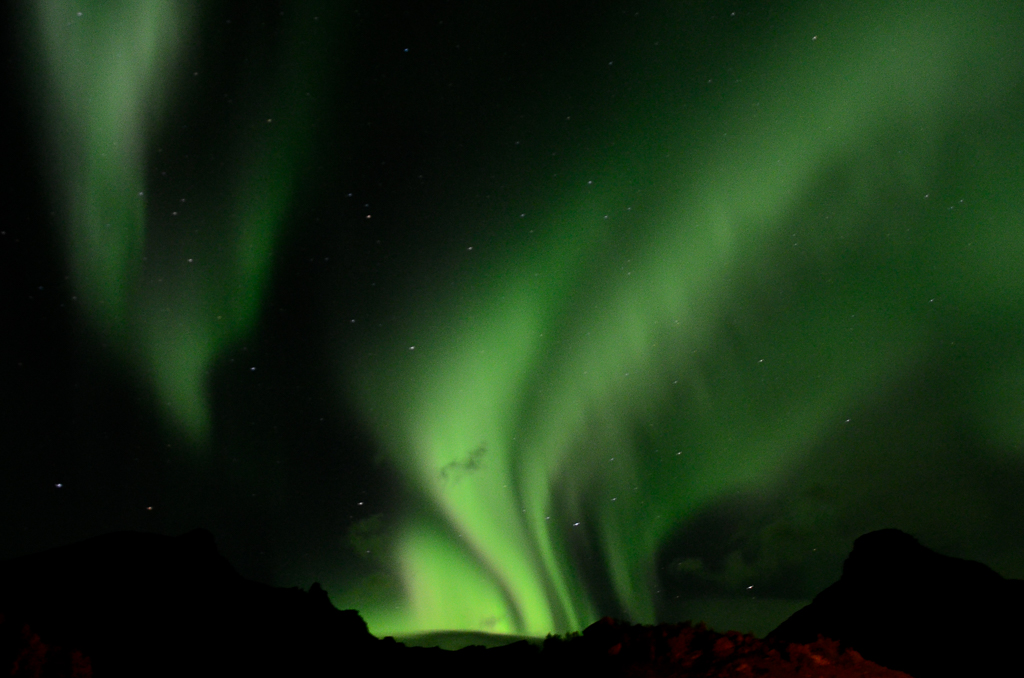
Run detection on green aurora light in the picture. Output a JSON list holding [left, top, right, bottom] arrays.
[[29, 0, 335, 441], [344, 1, 1024, 637], [24, 0, 1024, 643]]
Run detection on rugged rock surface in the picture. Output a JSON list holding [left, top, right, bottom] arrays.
[[0, 615, 93, 678], [768, 528, 1024, 677], [555, 617, 913, 677], [0, 610, 914, 678]]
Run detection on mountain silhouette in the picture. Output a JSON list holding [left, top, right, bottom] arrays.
[[768, 528, 1024, 676], [2, 527, 1017, 676]]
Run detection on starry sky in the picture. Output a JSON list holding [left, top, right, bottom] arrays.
[[5, 0, 1024, 640]]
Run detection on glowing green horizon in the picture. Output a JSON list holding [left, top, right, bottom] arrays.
[[344, 1, 1024, 637]]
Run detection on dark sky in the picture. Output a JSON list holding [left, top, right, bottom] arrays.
[[4, 0, 1024, 638]]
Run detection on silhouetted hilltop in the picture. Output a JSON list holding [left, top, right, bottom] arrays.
[[768, 528, 1024, 676], [1, 527, 1017, 676], [0, 529, 374, 677]]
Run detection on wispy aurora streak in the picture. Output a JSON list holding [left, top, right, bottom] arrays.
[[347, 2, 1024, 636], [31, 1, 329, 441]]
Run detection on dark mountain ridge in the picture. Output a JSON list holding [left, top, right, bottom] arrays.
[[0, 529, 374, 677], [1, 527, 1018, 676], [767, 528, 1024, 676]]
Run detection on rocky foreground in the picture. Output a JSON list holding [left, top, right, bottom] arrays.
[[1, 610, 911, 678], [1, 528, 1020, 677]]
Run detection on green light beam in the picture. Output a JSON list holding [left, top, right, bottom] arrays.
[[345, 0, 1024, 637], [30, 1, 337, 442]]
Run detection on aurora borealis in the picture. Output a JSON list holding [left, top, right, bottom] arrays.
[[26, 0, 337, 440], [5, 0, 1024, 642]]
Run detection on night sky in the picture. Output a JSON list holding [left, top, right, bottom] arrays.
[[5, 0, 1024, 640]]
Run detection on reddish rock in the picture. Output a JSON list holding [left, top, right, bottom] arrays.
[[0, 614, 92, 678], [567, 616, 912, 677]]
